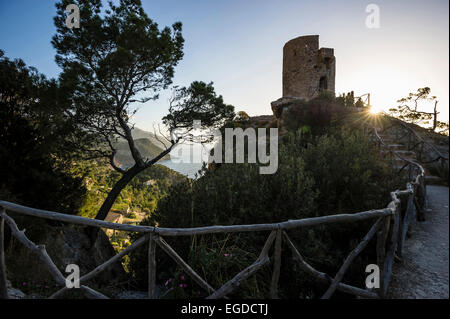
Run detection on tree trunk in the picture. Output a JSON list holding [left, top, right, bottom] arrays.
[[432, 101, 438, 132], [95, 164, 144, 220], [94, 144, 173, 221]]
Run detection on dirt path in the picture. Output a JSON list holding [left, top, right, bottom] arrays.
[[388, 185, 449, 299]]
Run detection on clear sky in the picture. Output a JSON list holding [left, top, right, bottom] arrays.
[[1, 0, 448, 132]]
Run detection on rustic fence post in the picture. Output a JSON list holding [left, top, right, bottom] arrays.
[[418, 141, 424, 162], [0, 208, 8, 299], [407, 131, 411, 151], [382, 205, 400, 297], [148, 233, 156, 299], [376, 216, 390, 298], [414, 176, 426, 221], [269, 230, 282, 299], [421, 176, 427, 210], [397, 192, 414, 258]]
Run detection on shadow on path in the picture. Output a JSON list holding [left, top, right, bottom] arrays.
[[388, 185, 449, 299]]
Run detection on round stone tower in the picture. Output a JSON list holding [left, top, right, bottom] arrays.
[[282, 35, 335, 100]]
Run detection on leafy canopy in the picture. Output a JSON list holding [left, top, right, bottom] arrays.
[[0, 50, 87, 213], [53, 0, 185, 161], [53, 0, 234, 163]]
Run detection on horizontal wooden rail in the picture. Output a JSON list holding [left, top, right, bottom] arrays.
[[0, 201, 153, 233], [0, 200, 393, 236]]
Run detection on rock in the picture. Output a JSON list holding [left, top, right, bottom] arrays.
[[115, 290, 148, 299], [6, 280, 26, 299], [4, 222, 128, 290], [115, 286, 162, 299], [52, 226, 128, 285], [270, 96, 303, 132], [271, 96, 301, 118], [7, 287, 26, 299]]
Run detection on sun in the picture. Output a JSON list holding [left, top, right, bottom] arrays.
[[369, 105, 383, 115]]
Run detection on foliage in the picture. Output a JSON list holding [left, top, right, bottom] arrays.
[[389, 87, 449, 134], [75, 161, 187, 218], [354, 97, 365, 108], [163, 81, 235, 133], [234, 111, 251, 122], [159, 237, 271, 299], [336, 91, 356, 108], [301, 130, 400, 213], [0, 51, 87, 213], [128, 111, 403, 297], [53, 0, 184, 158], [52, 0, 235, 220]]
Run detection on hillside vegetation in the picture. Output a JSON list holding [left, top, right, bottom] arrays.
[[113, 137, 170, 168], [76, 161, 186, 219], [126, 93, 406, 298]]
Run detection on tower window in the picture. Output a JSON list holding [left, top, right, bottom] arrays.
[[319, 76, 328, 91]]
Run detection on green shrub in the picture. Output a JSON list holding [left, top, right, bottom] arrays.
[[282, 129, 404, 297], [77, 162, 187, 218], [127, 212, 137, 219], [235, 111, 250, 122], [129, 144, 316, 297], [128, 98, 404, 298]]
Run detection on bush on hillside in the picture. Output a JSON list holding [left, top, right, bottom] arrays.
[[128, 124, 404, 298]]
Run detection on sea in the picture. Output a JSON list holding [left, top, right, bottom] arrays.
[[158, 159, 205, 179], [158, 143, 211, 179]]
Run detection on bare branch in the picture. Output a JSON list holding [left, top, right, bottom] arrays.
[[0, 210, 66, 286]]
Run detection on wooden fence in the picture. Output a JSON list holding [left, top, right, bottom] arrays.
[[384, 116, 448, 180], [0, 124, 428, 299]]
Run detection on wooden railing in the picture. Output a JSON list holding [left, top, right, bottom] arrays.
[[0, 125, 427, 300], [383, 116, 448, 179]]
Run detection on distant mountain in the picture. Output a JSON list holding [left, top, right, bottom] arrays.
[[113, 129, 170, 167], [130, 127, 171, 150]]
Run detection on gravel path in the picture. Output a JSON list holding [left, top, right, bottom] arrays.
[[388, 185, 449, 299]]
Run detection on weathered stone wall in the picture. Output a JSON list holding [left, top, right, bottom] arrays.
[[282, 35, 335, 100]]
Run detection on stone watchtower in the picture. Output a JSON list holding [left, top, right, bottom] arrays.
[[271, 35, 335, 121], [283, 35, 335, 99]]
